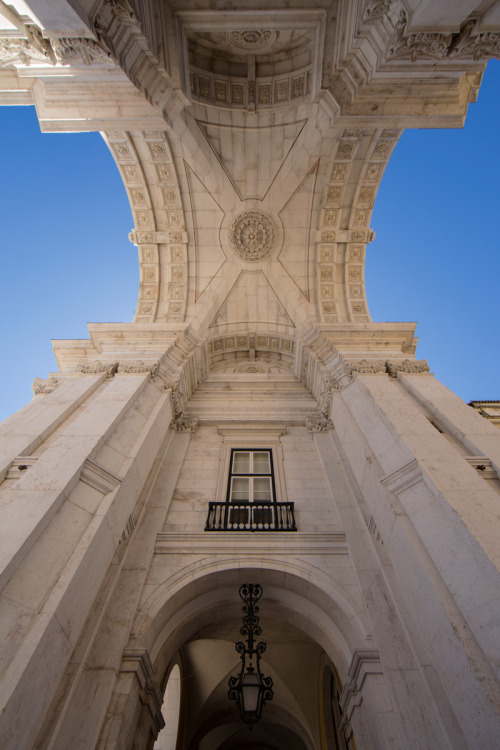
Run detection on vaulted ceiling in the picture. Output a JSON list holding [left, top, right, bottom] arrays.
[[1, 0, 498, 351]]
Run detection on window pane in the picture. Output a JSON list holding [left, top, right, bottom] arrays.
[[233, 452, 250, 474], [252, 452, 270, 474], [253, 477, 272, 502], [231, 477, 249, 501]]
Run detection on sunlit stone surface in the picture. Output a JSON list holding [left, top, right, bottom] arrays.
[[0, 2, 500, 749]]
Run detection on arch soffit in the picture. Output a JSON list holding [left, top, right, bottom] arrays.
[[104, 115, 401, 335], [132, 562, 371, 682]]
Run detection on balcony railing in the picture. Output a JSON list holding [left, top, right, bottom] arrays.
[[205, 501, 297, 532]]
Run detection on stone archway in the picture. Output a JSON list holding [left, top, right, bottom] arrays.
[[120, 565, 378, 750]]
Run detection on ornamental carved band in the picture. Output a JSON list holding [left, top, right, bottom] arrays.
[[230, 211, 276, 262]]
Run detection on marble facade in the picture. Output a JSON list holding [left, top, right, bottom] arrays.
[[1, 1, 500, 748]]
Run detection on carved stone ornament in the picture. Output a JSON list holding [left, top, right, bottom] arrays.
[[363, 0, 392, 23], [230, 211, 276, 262], [95, 0, 139, 27], [388, 12, 500, 62], [0, 24, 56, 67], [76, 361, 119, 378], [171, 415, 199, 433], [31, 376, 60, 395], [350, 360, 386, 374], [234, 365, 269, 374], [385, 359, 430, 378], [305, 415, 334, 432], [226, 30, 277, 51], [119, 360, 159, 374], [53, 37, 111, 66]]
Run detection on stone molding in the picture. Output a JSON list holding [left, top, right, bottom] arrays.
[[79, 459, 122, 495], [464, 457, 497, 480], [155, 532, 348, 556], [339, 650, 383, 729], [380, 458, 423, 495], [6, 456, 38, 480], [120, 647, 165, 734]]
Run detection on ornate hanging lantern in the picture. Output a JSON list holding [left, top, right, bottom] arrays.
[[228, 583, 274, 725]]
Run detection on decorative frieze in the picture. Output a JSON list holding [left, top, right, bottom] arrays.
[[208, 333, 295, 363], [0, 27, 111, 69], [118, 361, 159, 374], [386, 359, 430, 377], [388, 13, 500, 62], [109, 130, 188, 323], [349, 360, 386, 374], [75, 361, 119, 378], [189, 65, 312, 110]]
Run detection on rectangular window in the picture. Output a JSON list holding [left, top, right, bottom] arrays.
[[227, 449, 275, 504]]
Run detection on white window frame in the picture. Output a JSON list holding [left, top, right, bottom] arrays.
[[214, 427, 287, 505]]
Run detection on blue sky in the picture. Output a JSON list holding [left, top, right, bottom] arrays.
[[0, 60, 498, 423]]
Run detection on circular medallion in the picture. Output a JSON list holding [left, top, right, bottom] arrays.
[[230, 211, 275, 262], [226, 30, 278, 51]]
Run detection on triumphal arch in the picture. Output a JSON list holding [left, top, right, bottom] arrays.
[[1, 1, 500, 748]]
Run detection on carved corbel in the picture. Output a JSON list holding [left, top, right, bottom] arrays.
[[305, 416, 334, 432], [31, 376, 60, 395], [172, 415, 199, 433], [385, 359, 430, 378], [52, 37, 112, 66]]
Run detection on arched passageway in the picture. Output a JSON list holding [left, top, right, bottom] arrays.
[[132, 567, 370, 750]]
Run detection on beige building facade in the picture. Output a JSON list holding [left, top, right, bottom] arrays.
[[1, 1, 500, 748]]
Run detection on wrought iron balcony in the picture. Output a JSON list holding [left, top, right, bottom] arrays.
[[205, 501, 297, 532]]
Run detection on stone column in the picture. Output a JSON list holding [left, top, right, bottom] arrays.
[[0, 372, 173, 750], [332, 372, 500, 749]]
